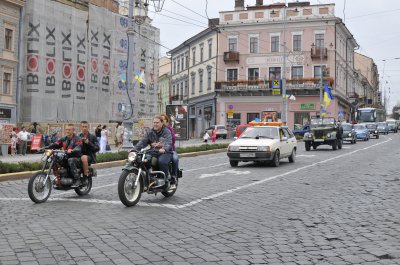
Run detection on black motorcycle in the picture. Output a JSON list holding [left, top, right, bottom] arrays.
[[28, 149, 96, 203], [118, 149, 182, 207]]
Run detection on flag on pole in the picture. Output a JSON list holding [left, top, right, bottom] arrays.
[[323, 83, 333, 107], [134, 70, 146, 86]]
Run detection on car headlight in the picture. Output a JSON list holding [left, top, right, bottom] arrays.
[[128, 152, 137, 162], [348, 133, 352, 137], [257, 146, 271, 152], [45, 149, 53, 157], [375, 130, 377, 133], [228, 145, 240, 152], [327, 133, 331, 138]]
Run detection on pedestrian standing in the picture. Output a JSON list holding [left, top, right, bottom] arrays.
[[211, 129, 217, 143], [99, 125, 108, 154], [95, 124, 102, 143], [203, 131, 210, 143], [115, 122, 125, 152], [10, 128, 17, 156], [17, 127, 30, 156]]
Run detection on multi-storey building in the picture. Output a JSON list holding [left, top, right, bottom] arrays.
[[0, 0, 24, 124], [169, 21, 218, 138], [354, 52, 379, 107], [158, 56, 171, 114], [216, 0, 360, 128]]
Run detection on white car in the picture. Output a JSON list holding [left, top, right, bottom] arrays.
[[227, 126, 297, 167]]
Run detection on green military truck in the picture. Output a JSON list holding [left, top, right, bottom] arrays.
[[303, 117, 343, 151]]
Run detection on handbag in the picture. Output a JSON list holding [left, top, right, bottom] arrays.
[[106, 142, 111, 151]]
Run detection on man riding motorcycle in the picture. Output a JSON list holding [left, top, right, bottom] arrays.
[[47, 124, 82, 185], [133, 115, 174, 185], [79, 121, 99, 177]]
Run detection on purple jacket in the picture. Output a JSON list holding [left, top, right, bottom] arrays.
[[167, 125, 176, 151]]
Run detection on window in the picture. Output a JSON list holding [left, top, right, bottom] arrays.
[[185, 53, 188, 69], [294, 112, 310, 128], [191, 75, 195, 94], [177, 58, 181, 73], [181, 56, 184, 71], [200, 46, 204, 62], [208, 40, 212, 59], [2, 72, 11, 94], [269, 67, 281, 80], [228, 37, 237, 52], [250, 36, 258, 53], [228, 113, 241, 130], [293, 35, 302, 51], [207, 68, 212, 90], [271, 36, 279, 52], [291, 66, 303, 79], [314, 66, 322, 78], [5, 28, 13, 50], [247, 113, 260, 123], [199, 72, 203, 92], [315, 34, 324, 48], [227, 69, 238, 81], [185, 80, 188, 96], [192, 49, 196, 66], [248, 68, 259, 81], [180, 82, 184, 98], [172, 84, 176, 96], [173, 60, 176, 74]]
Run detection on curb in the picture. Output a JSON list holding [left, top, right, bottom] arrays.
[[0, 148, 227, 182]]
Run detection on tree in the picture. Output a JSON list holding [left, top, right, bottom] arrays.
[[391, 104, 400, 120]]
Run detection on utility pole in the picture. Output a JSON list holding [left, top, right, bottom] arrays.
[[281, 0, 288, 125], [319, 43, 324, 117]]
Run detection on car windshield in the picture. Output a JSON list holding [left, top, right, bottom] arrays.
[[366, 124, 377, 129], [342, 124, 353, 130], [217, 126, 226, 130], [354, 124, 365, 130], [378, 122, 386, 126], [240, 127, 279, 139], [387, 121, 395, 125], [310, 117, 335, 126]]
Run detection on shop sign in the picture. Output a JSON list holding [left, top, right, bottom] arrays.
[[300, 103, 316, 110]]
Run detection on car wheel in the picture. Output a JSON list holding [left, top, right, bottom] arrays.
[[305, 142, 311, 151], [288, 149, 296, 163], [229, 160, 238, 167], [312, 144, 317, 150], [332, 140, 337, 150], [271, 150, 280, 167], [376, 135, 379, 139]]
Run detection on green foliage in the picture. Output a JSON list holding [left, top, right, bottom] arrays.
[[0, 144, 228, 175]]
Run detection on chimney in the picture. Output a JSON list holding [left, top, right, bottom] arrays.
[[235, 0, 244, 11], [256, 0, 263, 6]]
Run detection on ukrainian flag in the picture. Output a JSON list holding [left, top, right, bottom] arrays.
[[323, 83, 333, 107]]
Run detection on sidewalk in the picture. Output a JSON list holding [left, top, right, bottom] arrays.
[[0, 138, 233, 164]]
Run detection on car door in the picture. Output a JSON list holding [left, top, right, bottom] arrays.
[[279, 128, 290, 156]]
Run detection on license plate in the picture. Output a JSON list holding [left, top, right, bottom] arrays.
[[314, 139, 324, 142], [240, 153, 255, 158]]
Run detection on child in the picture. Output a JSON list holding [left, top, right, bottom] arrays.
[[203, 131, 210, 143], [211, 129, 217, 143], [10, 133, 17, 156]]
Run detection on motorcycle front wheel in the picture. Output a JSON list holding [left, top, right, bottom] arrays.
[[28, 172, 52, 203], [118, 169, 143, 207], [75, 176, 92, 196], [162, 178, 178, 198]]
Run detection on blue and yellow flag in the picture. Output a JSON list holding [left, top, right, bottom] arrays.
[[323, 83, 333, 107], [134, 70, 146, 86]]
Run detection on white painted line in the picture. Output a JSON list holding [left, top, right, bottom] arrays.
[[199, 169, 251, 179], [296, 155, 315, 157]]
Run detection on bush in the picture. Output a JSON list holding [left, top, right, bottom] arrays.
[[176, 143, 229, 154], [95, 151, 128, 163]]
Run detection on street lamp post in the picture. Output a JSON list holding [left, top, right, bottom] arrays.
[[281, 1, 288, 125]]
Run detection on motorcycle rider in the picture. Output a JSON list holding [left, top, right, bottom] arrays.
[[160, 113, 179, 184], [47, 124, 82, 185], [79, 121, 99, 177], [134, 115, 173, 185]]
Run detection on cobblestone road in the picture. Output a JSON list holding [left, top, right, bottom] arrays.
[[0, 134, 399, 264]]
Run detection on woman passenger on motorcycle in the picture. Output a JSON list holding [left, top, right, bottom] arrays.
[[133, 115, 173, 184], [161, 113, 179, 183]]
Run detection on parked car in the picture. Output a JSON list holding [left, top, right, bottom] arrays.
[[227, 125, 297, 167], [377, 122, 389, 134], [206, 125, 228, 139], [292, 124, 310, 137], [365, 123, 379, 139], [386, 120, 398, 133], [354, 123, 369, 141], [235, 124, 251, 138], [341, 123, 357, 144]]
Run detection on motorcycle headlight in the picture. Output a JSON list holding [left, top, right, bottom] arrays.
[[128, 152, 137, 162], [228, 145, 240, 152], [257, 146, 271, 152], [348, 133, 352, 137], [45, 149, 53, 157]]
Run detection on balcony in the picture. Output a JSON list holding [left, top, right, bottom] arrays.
[[215, 78, 335, 92], [169, 95, 184, 104], [311, 47, 328, 60], [347, 92, 359, 99], [223, 51, 240, 62]]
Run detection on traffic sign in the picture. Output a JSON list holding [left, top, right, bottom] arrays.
[[272, 79, 281, 89], [227, 109, 234, 116]]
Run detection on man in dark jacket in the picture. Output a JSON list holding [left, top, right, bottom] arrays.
[[48, 124, 82, 184], [79, 121, 100, 177], [134, 115, 172, 183]]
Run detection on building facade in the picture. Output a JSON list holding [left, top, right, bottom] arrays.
[[0, 0, 24, 124], [169, 24, 218, 138], [158, 56, 171, 114], [354, 52, 379, 107], [215, 0, 360, 129]]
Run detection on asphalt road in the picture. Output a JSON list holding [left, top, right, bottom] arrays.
[[0, 134, 399, 264]]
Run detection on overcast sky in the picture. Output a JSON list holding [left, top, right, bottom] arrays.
[[148, 0, 400, 113]]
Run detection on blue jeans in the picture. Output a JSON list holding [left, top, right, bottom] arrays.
[[171, 151, 179, 177], [157, 153, 172, 179]]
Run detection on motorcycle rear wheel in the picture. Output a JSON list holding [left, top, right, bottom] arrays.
[[74, 176, 92, 196], [162, 178, 178, 198], [118, 169, 143, 207], [28, 172, 52, 203]]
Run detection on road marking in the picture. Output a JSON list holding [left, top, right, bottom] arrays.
[[296, 155, 315, 157], [1, 138, 391, 209], [185, 163, 228, 172], [199, 169, 251, 179]]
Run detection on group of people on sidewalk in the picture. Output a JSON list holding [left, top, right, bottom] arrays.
[[93, 122, 125, 154], [10, 127, 31, 156], [203, 129, 217, 143]]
